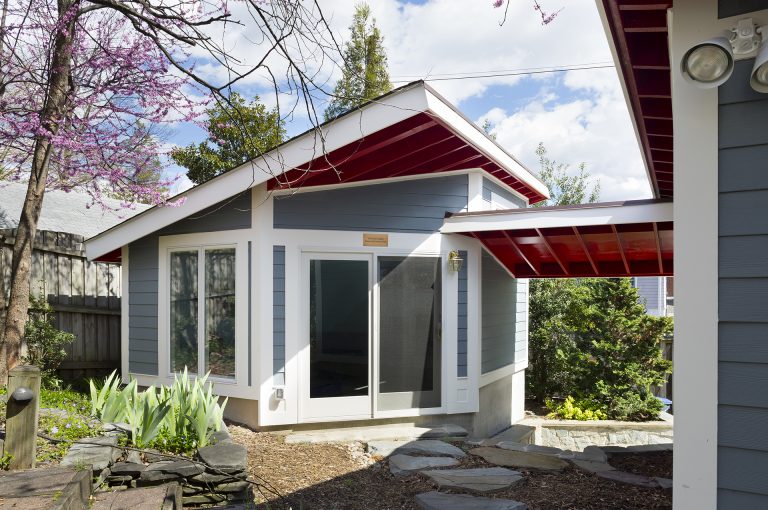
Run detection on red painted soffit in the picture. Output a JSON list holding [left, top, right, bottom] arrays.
[[602, 0, 674, 199], [266, 112, 548, 204]]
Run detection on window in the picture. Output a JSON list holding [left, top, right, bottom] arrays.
[[169, 245, 237, 379]]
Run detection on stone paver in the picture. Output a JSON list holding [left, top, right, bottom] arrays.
[[110, 462, 146, 477], [420, 467, 523, 492], [597, 469, 660, 488], [368, 439, 466, 458], [470, 447, 568, 471], [415, 491, 528, 510], [388, 454, 459, 476], [197, 442, 247, 474], [286, 424, 467, 444], [496, 442, 563, 455], [91, 484, 180, 510], [654, 477, 673, 489], [61, 436, 120, 472]]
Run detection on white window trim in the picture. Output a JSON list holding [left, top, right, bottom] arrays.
[[157, 231, 249, 397]]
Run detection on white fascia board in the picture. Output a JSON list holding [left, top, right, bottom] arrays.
[[424, 88, 550, 200], [441, 200, 672, 234], [85, 84, 430, 260]]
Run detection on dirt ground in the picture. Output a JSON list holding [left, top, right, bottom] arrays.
[[229, 425, 672, 510], [609, 451, 673, 480]]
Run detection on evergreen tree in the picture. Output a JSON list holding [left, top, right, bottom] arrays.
[[324, 3, 392, 121], [172, 93, 286, 185]]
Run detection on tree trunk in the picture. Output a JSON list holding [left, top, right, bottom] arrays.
[[0, 0, 78, 385]]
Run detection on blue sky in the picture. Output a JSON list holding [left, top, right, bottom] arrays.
[[164, 0, 650, 202]]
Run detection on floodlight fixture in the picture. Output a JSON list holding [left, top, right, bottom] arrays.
[[750, 27, 768, 93], [681, 37, 735, 88]]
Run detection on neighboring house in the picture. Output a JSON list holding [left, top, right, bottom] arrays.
[[633, 277, 673, 317], [85, 82, 550, 437]]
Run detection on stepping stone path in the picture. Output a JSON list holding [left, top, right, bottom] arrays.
[[415, 491, 528, 510], [421, 467, 523, 492], [367, 439, 466, 458], [470, 446, 569, 471], [388, 454, 459, 476]]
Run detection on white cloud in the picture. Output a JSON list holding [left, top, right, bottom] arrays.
[[484, 69, 650, 201]]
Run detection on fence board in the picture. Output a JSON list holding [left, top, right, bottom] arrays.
[[0, 228, 122, 380]]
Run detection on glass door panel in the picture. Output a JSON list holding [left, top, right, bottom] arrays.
[[301, 254, 372, 420], [377, 256, 442, 411]]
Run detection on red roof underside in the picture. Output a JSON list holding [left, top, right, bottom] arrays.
[[465, 221, 673, 278], [602, 0, 673, 199], [266, 113, 548, 204]]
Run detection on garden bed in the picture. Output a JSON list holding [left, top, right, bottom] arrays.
[[609, 451, 673, 480]]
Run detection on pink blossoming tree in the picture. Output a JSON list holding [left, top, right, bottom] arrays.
[[0, 0, 340, 383]]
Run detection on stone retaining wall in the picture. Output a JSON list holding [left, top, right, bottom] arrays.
[[519, 416, 674, 452]]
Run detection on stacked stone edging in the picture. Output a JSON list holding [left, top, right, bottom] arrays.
[[62, 423, 252, 507]]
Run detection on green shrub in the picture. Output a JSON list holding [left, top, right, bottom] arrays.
[[88, 368, 227, 453], [546, 395, 608, 421], [528, 278, 672, 421], [22, 289, 74, 388]]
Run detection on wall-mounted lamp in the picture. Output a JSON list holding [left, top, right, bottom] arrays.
[[448, 250, 464, 273], [682, 18, 768, 93]]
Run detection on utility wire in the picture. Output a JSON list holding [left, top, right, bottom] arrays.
[[391, 63, 615, 83]]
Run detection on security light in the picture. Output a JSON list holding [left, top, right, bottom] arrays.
[[681, 37, 734, 88], [750, 28, 768, 93]]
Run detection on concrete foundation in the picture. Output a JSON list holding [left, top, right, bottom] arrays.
[[472, 370, 526, 439]]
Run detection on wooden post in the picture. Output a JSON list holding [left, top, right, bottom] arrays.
[[5, 365, 41, 470]]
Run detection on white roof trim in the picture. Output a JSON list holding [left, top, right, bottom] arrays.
[[441, 200, 673, 234], [86, 82, 548, 260]]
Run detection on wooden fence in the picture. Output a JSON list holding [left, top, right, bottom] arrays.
[[0, 229, 121, 381]]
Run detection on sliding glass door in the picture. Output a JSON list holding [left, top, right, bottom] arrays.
[[301, 253, 372, 420], [377, 256, 442, 411]]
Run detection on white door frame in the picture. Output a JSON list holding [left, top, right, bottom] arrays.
[[298, 251, 373, 421]]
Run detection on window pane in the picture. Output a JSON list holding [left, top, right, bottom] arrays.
[[309, 260, 369, 398], [170, 250, 198, 374], [205, 248, 236, 378], [378, 256, 441, 409]]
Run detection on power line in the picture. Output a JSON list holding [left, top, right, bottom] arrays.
[[391, 63, 615, 83], [391, 61, 614, 78]]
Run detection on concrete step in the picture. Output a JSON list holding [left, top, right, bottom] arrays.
[[91, 484, 182, 510], [285, 423, 468, 444], [469, 424, 536, 447], [0, 466, 91, 510]]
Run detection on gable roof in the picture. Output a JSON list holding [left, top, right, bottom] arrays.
[[85, 81, 549, 260], [0, 181, 149, 238]]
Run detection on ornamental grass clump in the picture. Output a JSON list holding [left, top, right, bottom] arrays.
[[89, 368, 227, 453]]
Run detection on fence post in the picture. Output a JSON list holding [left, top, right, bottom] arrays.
[[5, 365, 41, 470]]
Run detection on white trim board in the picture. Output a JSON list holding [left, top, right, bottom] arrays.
[[85, 82, 548, 261], [441, 200, 672, 234]]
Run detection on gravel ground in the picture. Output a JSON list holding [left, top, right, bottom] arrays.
[[609, 451, 673, 480], [229, 425, 672, 510]]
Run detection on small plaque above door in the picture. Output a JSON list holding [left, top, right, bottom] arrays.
[[363, 233, 388, 247]]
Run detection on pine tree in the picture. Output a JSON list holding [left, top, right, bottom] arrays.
[[324, 3, 392, 121], [172, 93, 286, 185]]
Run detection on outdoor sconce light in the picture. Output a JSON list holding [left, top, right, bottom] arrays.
[[447, 250, 464, 272], [682, 18, 768, 93], [11, 386, 34, 403]]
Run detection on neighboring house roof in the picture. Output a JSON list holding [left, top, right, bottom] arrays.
[[597, 1, 673, 199], [442, 199, 673, 278], [0, 181, 149, 239], [85, 81, 549, 261]]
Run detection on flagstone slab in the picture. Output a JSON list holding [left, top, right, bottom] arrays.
[[470, 447, 568, 471], [420, 467, 523, 492], [572, 460, 616, 473], [415, 491, 528, 510], [597, 469, 660, 487], [388, 455, 459, 476], [496, 442, 563, 455], [368, 439, 466, 458]]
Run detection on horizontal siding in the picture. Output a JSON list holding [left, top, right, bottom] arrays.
[[634, 277, 662, 315], [457, 250, 468, 378], [481, 178, 527, 209], [158, 191, 251, 235], [718, 57, 768, 499], [718, 446, 768, 496], [719, 0, 768, 19], [481, 251, 518, 374], [273, 175, 468, 233], [273, 246, 286, 386], [128, 235, 159, 375]]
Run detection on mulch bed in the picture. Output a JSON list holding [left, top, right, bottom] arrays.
[[608, 451, 673, 480], [229, 425, 672, 510]]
